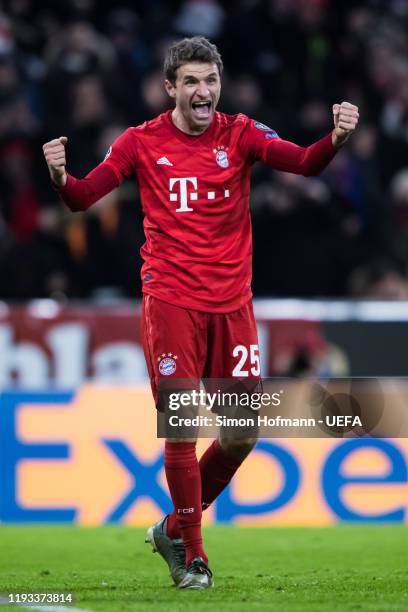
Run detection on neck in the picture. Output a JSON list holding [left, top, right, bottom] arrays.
[[171, 109, 208, 136]]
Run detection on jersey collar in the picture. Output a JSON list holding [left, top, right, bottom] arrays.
[[164, 110, 217, 145]]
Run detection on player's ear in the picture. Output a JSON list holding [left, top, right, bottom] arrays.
[[164, 79, 176, 99]]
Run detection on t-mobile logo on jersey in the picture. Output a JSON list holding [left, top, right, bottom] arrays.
[[169, 177, 230, 212]]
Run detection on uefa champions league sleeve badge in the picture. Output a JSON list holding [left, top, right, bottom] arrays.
[[253, 121, 279, 139]]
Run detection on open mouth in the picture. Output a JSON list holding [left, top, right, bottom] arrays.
[[191, 100, 212, 118]]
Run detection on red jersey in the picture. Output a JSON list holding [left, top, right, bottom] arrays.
[[58, 111, 337, 312]]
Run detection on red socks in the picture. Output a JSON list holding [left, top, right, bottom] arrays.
[[200, 439, 244, 509], [165, 439, 246, 564], [164, 441, 207, 566]]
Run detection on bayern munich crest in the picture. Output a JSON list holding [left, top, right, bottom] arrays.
[[214, 146, 229, 168], [158, 352, 178, 376]]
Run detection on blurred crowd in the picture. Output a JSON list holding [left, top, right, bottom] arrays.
[[1, 0, 408, 301]]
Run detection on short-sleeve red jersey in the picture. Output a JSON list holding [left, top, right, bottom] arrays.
[[60, 111, 337, 312]]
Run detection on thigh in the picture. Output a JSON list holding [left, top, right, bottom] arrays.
[[205, 300, 261, 440], [205, 299, 260, 380], [141, 294, 207, 406]]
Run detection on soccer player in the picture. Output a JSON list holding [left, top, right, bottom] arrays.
[[43, 36, 359, 589]]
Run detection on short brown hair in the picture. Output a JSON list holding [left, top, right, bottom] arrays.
[[164, 36, 223, 84]]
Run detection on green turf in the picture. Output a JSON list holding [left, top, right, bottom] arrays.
[[0, 526, 407, 611]]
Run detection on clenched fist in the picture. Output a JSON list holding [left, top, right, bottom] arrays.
[[332, 102, 359, 147], [42, 136, 68, 187]]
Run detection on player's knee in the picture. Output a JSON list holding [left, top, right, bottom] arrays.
[[220, 437, 257, 459]]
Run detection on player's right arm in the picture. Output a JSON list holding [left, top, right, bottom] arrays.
[[42, 128, 136, 212]]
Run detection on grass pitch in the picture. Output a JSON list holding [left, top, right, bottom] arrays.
[[0, 525, 407, 611]]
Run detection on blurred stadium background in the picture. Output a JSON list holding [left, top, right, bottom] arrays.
[[1, 0, 408, 537]]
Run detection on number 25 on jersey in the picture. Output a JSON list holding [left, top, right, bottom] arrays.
[[232, 344, 260, 377]]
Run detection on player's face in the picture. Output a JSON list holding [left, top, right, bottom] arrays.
[[165, 62, 221, 135]]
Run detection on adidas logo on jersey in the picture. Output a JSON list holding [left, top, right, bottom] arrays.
[[156, 156, 173, 166]]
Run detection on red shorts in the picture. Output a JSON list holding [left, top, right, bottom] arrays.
[[141, 294, 260, 406]]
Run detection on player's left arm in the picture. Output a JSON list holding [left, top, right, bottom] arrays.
[[243, 102, 359, 176], [331, 101, 359, 148]]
